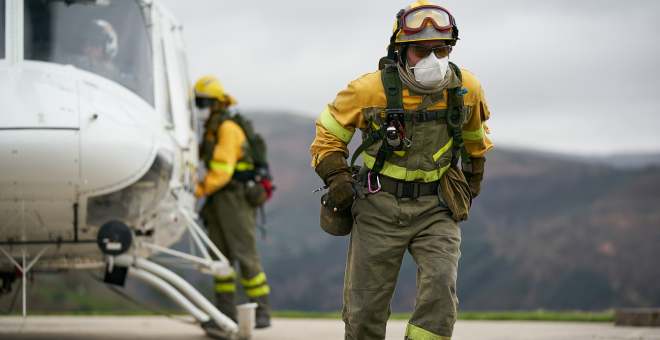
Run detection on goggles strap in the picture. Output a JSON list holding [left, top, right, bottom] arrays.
[[387, 9, 406, 61]]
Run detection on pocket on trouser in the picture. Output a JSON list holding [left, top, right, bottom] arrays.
[[439, 166, 473, 222]]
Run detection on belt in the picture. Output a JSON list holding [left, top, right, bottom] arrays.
[[363, 173, 439, 199]]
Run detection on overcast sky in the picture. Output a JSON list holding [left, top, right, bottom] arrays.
[[159, 0, 660, 156]]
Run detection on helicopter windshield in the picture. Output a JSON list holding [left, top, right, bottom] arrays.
[[24, 0, 154, 106]]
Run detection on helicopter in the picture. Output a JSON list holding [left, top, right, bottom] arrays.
[[0, 0, 252, 338]]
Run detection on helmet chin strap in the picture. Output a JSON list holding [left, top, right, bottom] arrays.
[[387, 9, 406, 61]]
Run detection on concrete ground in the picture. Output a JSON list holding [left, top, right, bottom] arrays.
[[0, 316, 659, 340]]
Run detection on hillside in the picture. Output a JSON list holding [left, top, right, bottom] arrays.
[[3, 112, 658, 314], [248, 113, 660, 312]]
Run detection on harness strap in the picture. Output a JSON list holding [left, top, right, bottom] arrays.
[[447, 62, 470, 169], [383, 67, 403, 109], [363, 66, 404, 174], [351, 62, 470, 175], [349, 128, 386, 169]]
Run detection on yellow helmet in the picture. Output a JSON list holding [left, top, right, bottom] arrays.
[[391, 0, 459, 46], [193, 76, 237, 108]]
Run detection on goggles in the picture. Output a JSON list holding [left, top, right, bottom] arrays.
[[401, 5, 454, 35], [408, 43, 451, 59], [195, 97, 214, 109]]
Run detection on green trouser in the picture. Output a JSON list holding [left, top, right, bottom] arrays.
[[201, 182, 271, 317], [343, 189, 461, 340]]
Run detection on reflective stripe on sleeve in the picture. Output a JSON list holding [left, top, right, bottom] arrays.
[[320, 105, 354, 143], [362, 152, 450, 183], [235, 161, 255, 172], [405, 323, 452, 340], [241, 272, 267, 288], [209, 161, 235, 175], [245, 284, 270, 298], [461, 123, 485, 140]]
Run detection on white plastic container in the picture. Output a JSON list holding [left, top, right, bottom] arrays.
[[236, 302, 258, 340]]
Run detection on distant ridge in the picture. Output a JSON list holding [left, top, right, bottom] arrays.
[[11, 111, 659, 314], [245, 112, 660, 312]]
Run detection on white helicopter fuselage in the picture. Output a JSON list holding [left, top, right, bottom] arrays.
[[0, 2, 252, 335], [0, 0, 198, 271]]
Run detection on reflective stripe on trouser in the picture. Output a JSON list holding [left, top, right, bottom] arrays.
[[215, 272, 237, 293], [242, 272, 271, 298], [201, 183, 270, 316], [343, 190, 460, 340]]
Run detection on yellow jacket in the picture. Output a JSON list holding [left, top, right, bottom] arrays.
[[197, 119, 246, 197], [310, 68, 492, 179]]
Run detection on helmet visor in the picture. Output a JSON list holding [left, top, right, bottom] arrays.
[[402, 6, 452, 33]]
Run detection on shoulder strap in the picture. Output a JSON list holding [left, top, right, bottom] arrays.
[[449, 61, 462, 83], [446, 62, 470, 169], [349, 67, 402, 173], [382, 66, 403, 109]]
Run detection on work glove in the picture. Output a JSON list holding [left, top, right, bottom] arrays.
[[315, 152, 365, 211], [461, 156, 485, 198], [195, 185, 205, 199]]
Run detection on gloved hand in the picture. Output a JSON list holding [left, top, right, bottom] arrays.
[[327, 172, 365, 210], [315, 152, 365, 210], [196, 185, 205, 199], [461, 156, 485, 198]]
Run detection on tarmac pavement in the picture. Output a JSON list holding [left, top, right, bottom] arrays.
[[0, 316, 659, 340]]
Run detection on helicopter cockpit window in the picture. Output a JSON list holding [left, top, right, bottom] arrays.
[[24, 0, 154, 106], [0, 0, 5, 59]]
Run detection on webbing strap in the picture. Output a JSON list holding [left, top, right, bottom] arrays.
[[386, 10, 406, 61], [414, 109, 448, 122], [369, 67, 404, 174], [382, 68, 403, 109], [447, 62, 470, 169], [350, 128, 386, 169]]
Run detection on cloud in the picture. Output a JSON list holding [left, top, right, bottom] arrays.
[[158, 0, 660, 155]]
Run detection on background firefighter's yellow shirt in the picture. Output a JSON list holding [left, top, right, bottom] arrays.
[[310, 68, 492, 168], [198, 119, 246, 196]]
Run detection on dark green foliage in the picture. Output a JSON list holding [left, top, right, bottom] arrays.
[[544, 267, 615, 310], [5, 114, 659, 315]]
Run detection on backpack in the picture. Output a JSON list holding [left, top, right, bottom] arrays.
[[228, 113, 270, 180]]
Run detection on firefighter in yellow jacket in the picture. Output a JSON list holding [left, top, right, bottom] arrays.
[[310, 1, 492, 339], [194, 76, 271, 329]]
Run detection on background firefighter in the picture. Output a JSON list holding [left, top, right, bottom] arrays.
[[194, 76, 272, 330], [310, 1, 492, 339]]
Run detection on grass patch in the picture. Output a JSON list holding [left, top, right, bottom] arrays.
[[272, 310, 614, 322], [458, 310, 614, 322], [3, 310, 187, 317], [271, 311, 342, 319], [4, 310, 614, 323]]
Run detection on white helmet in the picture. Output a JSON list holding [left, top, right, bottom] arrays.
[[82, 19, 118, 59], [94, 20, 118, 59]]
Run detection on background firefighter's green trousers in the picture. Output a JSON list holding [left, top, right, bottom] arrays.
[[343, 190, 461, 340], [201, 183, 271, 317]]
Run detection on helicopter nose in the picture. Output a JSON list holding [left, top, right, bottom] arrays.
[[0, 68, 155, 198], [77, 78, 155, 196]]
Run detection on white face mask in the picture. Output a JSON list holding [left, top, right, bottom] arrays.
[[197, 107, 211, 121], [410, 53, 449, 87]]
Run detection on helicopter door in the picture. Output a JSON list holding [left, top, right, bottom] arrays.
[[159, 12, 192, 149]]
